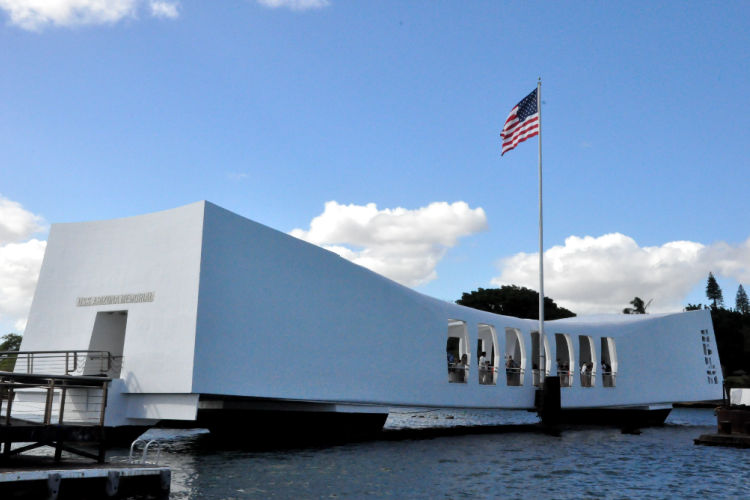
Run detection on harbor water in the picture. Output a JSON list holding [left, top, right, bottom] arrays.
[[112, 408, 749, 499]]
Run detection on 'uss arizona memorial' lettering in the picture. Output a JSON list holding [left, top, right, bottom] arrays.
[[76, 292, 155, 307]]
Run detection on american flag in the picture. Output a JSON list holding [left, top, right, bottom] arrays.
[[500, 88, 539, 156]]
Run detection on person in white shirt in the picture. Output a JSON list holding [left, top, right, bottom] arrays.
[[478, 351, 487, 383]]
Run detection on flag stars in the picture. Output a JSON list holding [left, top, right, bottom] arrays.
[[500, 88, 540, 156]]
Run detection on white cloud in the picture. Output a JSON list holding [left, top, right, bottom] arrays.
[[256, 0, 330, 11], [0, 239, 46, 331], [0, 0, 179, 30], [291, 201, 487, 287], [0, 196, 45, 244], [0, 197, 47, 332], [149, 0, 177, 18], [491, 233, 750, 315], [226, 172, 249, 181]]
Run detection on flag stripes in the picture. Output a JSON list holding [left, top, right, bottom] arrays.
[[500, 88, 539, 156]]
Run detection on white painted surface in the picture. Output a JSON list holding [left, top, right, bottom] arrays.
[[125, 393, 199, 420], [20, 201, 724, 426], [22, 203, 205, 394], [730, 388, 750, 406]]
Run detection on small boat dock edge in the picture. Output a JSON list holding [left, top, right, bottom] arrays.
[[695, 387, 750, 448]]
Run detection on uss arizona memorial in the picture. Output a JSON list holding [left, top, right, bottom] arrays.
[[15, 201, 722, 438]]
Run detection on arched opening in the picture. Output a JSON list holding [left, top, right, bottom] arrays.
[[555, 333, 574, 387], [578, 335, 596, 387], [504, 327, 525, 386], [477, 324, 499, 385], [601, 337, 617, 387], [530, 331, 551, 387], [446, 320, 470, 383]]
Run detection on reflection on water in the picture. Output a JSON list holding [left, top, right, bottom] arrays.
[[107, 408, 750, 499], [384, 408, 540, 429]]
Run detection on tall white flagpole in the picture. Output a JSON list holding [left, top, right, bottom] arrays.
[[537, 78, 545, 384]]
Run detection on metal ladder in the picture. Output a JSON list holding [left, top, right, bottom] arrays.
[[128, 438, 162, 465]]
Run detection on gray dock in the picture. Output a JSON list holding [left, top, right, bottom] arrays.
[[1, 351, 171, 498], [0, 460, 170, 499], [695, 404, 750, 449]]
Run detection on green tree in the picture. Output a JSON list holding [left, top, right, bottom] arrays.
[[709, 307, 750, 383], [456, 286, 576, 320], [736, 284, 749, 315], [0, 333, 21, 351], [706, 272, 724, 309], [0, 333, 22, 371], [684, 303, 704, 311], [623, 297, 649, 314]]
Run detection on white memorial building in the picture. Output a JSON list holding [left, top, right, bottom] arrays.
[[17, 202, 723, 440]]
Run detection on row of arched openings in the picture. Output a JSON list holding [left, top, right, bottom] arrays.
[[446, 320, 617, 388]]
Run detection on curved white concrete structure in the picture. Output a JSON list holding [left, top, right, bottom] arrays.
[[19, 202, 723, 436]]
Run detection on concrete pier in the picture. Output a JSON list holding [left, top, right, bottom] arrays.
[[695, 404, 750, 449], [0, 461, 170, 499]]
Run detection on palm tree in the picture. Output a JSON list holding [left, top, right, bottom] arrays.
[[623, 297, 651, 314]]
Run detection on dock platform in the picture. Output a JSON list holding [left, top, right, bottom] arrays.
[[1, 369, 112, 462], [694, 388, 750, 449], [2, 358, 172, 498], [694, 432, 750, 448], [0, 458, 170, 499]]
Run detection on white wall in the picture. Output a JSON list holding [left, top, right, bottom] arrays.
[[22, 201, 722, 413], [553, 310, 722, 408], [191, 202, 722, 408], [22, 202, 205, 393]]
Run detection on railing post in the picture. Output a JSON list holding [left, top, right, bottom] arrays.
[[98, 381, 109, 426], [44, 379, 55, 425], [723, 381, 728, 407], [4, 385, 13, 425], [58, 386, 67, 425], [65, 352, 70, 375], [2, 383, 13, 457]]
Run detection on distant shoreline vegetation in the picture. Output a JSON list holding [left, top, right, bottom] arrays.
[[455, 285, 575, 320], [686, 274, 750, 388], [0, 333, 21, 371]]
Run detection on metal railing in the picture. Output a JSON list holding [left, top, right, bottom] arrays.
[[447, 364, 469, 383], [557, 369, 573, 387], [0, 350, 122, 378], [505, 366, 525, 386], [532, 368, 549, 387], [1, 373, 109, 426], [580, 372, 597, 387], [602, 371, 617, 387], [478, 365, 498, 385]]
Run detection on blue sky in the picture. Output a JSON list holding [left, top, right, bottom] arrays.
[[1, 0, 749, 333]]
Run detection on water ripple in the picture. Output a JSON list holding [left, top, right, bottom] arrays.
[[108, 408, 750, 499]]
